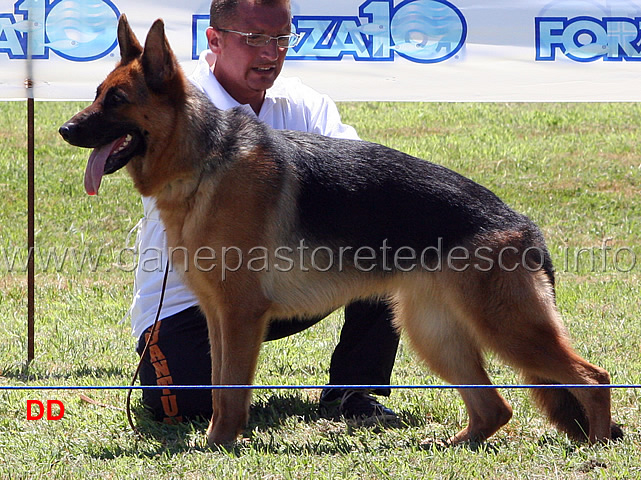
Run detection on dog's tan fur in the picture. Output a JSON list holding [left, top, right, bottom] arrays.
[[60, 16, 620, 447]]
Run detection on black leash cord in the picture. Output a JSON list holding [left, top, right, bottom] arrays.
[[126, 260, 170, 437]]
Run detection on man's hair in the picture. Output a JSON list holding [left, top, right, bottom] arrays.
[[209, 0, 292, 28]]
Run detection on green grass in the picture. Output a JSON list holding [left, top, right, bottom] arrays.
[[1, 100, 640, 479]]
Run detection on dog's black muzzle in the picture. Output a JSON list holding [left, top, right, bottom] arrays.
[[59, 121, 83, 146]]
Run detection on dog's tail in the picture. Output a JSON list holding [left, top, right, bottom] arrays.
[[524, 374, 623, 441]]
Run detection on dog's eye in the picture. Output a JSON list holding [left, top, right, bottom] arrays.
[[104, 88, 129, 108]]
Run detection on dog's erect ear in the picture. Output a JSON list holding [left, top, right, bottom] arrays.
[[117, 14, 143, 64], [141, 19, 182, 94]]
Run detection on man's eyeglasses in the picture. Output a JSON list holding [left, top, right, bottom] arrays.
[[217, 28, 301, 48]]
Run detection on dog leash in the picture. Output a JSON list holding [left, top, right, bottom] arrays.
[[126, 260, 170, 438]]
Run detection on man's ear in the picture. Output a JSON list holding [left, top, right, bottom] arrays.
[[206, 27, 223, 55], [117, 14, 143, 64], [141, 18, 183, 94]]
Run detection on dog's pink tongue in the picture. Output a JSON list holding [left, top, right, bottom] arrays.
[[85, 139, 119, 195]]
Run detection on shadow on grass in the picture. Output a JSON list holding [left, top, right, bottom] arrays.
[[249, 392, 321, 429], [2, 362, 130, 382], [89, 391, 420, 459], [88, 392, 323, 459]]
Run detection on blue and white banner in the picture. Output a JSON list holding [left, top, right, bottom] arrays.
[[1, 0, 640, 101]]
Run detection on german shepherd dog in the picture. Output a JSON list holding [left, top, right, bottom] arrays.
[[60, 16, 622, 447]]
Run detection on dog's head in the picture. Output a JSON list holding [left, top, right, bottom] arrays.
[[59, 15, 185, 195]]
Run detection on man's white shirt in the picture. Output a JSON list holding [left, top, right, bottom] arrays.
[[128, 50, 359, 339]]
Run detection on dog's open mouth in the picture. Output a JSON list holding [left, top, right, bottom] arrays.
[[85, 132, 143, 195]]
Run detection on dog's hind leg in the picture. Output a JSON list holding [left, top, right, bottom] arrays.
[[522, 371, 622, 443], [503, 337, 614, 443], [461, 269, 617, 443], [502, 332, 615, 443], [394, 287, 513, 446]]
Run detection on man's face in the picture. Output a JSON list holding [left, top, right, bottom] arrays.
[[207, 1, 291, 108]]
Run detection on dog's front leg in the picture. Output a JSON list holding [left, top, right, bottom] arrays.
[[203, 306, 223, 432], [202, 302, 269, 447]]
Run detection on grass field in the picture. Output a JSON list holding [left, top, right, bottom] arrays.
[[1, 100, 640, 479]]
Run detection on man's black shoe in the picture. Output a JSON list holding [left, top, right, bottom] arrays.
[[320, 388, 399, 425]]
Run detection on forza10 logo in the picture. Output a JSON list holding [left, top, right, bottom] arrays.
[[0, 0, 119, 61], [536, 16, 641, 61], [193, 0, 468, 64]]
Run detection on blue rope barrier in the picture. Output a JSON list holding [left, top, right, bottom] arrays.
[[0, 384, 639, 391]]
